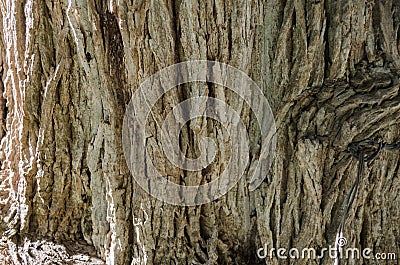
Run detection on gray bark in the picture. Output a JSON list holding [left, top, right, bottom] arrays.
[[0, 0, 399, 264]]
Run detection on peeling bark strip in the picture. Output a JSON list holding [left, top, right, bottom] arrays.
[[0, 1, 399, 265]]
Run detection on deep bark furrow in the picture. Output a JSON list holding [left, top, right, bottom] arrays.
[[0, 0, 399, 265]]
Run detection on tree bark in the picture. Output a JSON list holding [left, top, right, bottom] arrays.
[[0, 0, 399, 265]]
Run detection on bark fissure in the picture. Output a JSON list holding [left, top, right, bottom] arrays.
[[1, 0, 400, 264]]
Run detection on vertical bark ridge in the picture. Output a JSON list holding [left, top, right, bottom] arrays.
[[0, 0, 399, 264]]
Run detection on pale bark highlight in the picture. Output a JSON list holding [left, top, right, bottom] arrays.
[[0, 0, 399, 264]]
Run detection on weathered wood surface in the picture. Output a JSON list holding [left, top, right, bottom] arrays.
[[0, 0, 399, 264]]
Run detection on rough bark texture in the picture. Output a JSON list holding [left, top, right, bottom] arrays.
[[0, 0, 399, 265]]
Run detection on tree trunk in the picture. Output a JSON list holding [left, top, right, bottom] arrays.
[[0, 0, 399, 265]]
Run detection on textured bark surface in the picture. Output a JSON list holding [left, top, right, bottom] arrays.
[[0, 0, 399, 265]]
